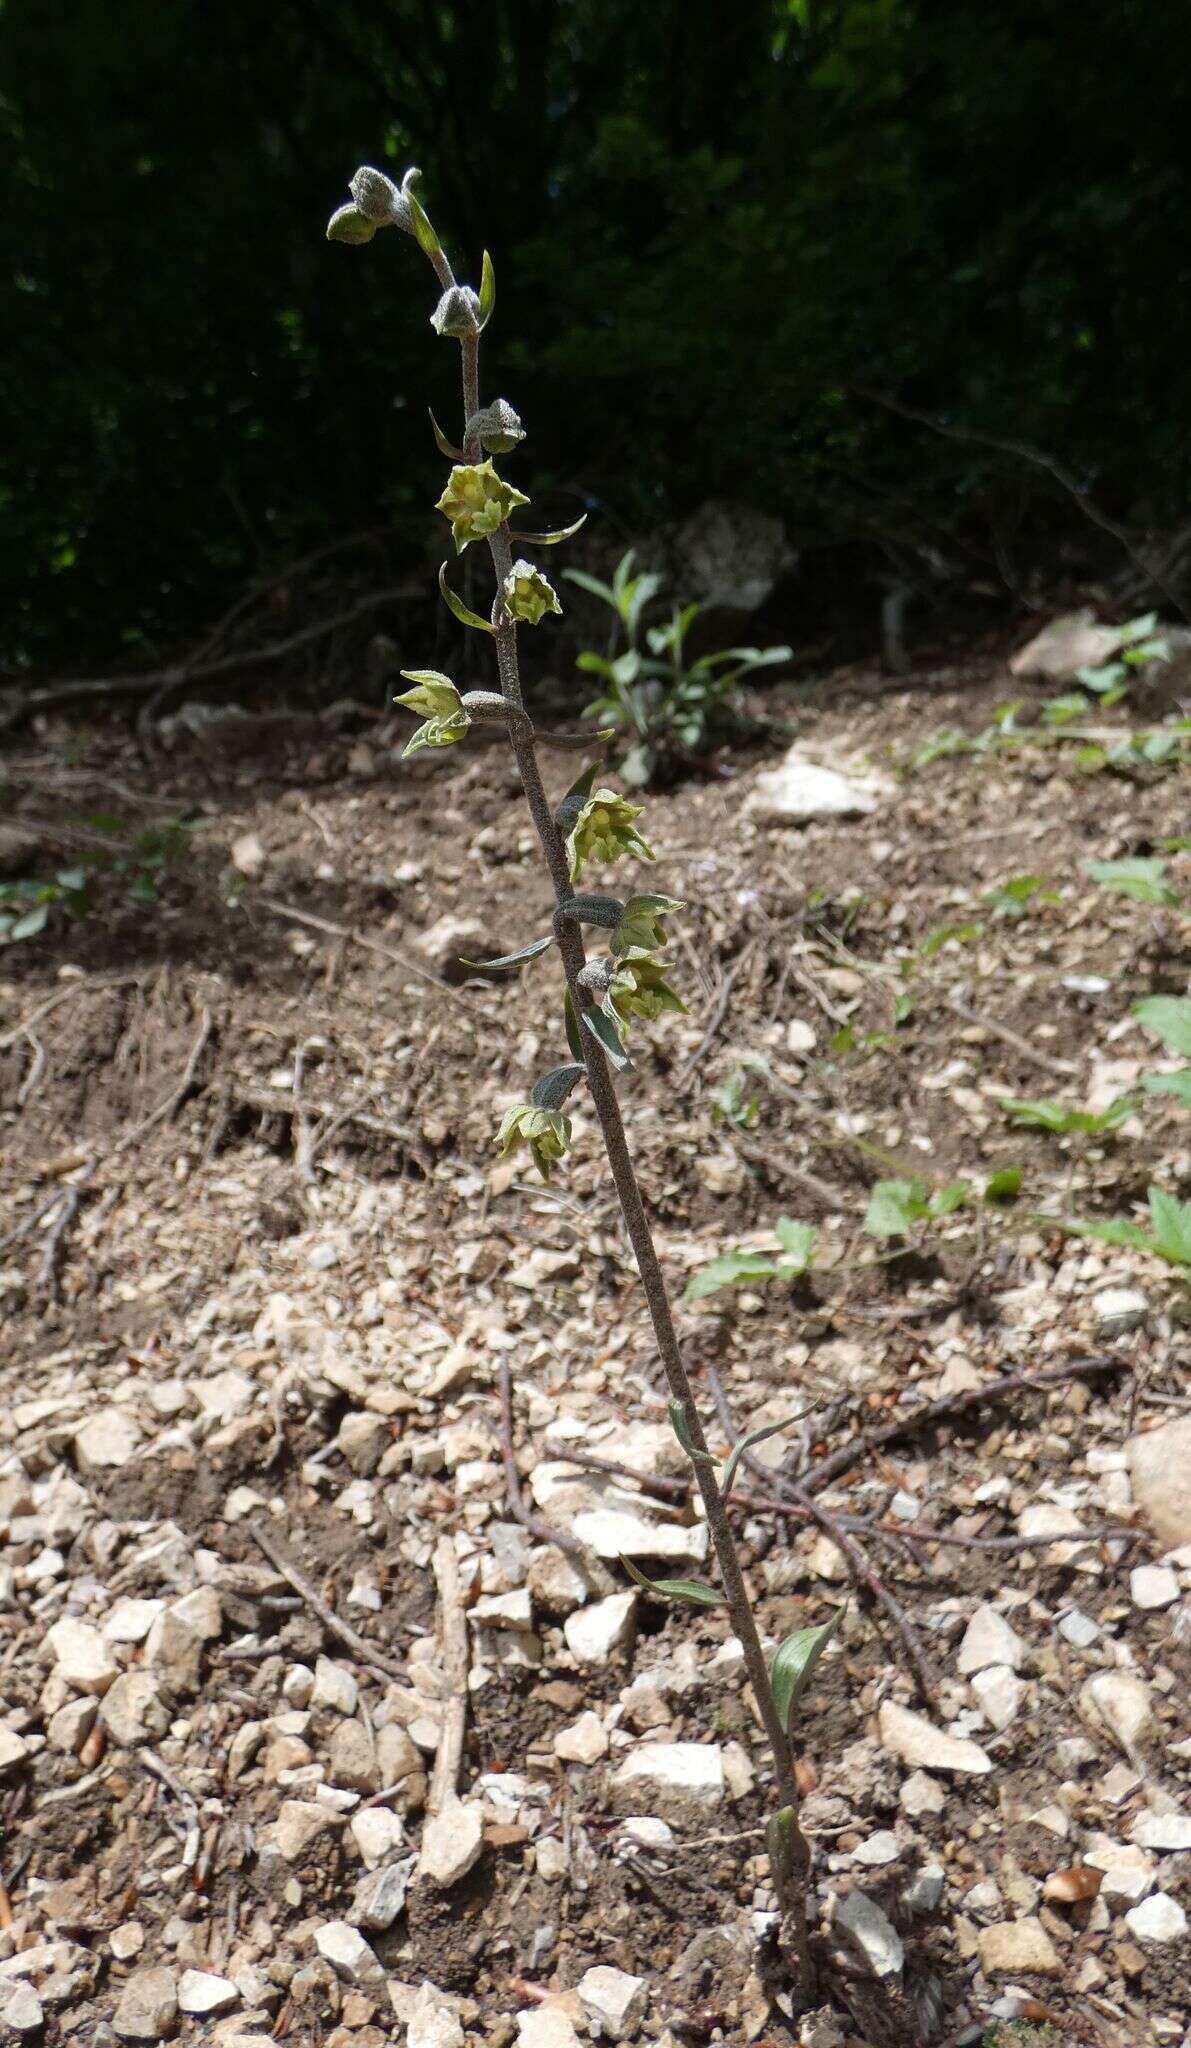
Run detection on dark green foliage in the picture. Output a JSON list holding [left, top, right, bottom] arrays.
[[4, 0, 1189, 668]]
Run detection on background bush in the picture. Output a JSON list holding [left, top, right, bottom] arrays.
[[3, 0, 1187, 670]]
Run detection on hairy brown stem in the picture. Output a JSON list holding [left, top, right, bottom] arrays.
[[455, 319, 813, 1982]]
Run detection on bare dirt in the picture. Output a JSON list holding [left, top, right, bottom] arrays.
[[0, 652, 1188, 2047]]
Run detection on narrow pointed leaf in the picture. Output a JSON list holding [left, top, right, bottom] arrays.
[[722, 1414, 801, 1500], [1148, 1187, 1191, 1266], [429, 409, 466, 461], [439, 561, 495, 634], [582, 1004, 633, 1070], [511, 514, 588, 547], [531, 1063, 586, 1112], [620, 1556, 725, 1608], [459, 932, 553, 970], [562, 760, 601, 805], [537, 726, 616, 750], [770, 1608, 845, 1730], [405, 181, 442, 264], [668, 1397, 720, 1468], [478, 248, 495, 327]]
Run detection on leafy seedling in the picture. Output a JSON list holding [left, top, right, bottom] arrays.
[[863, 1177, 969, 1238], [685, 1218, 817, 1302], [1085, 856, 1179, 906], [1047, 1186, 1191, 1268], [1001, 1095, 1134, 1137]]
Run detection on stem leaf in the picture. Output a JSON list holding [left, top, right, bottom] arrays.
[[770, 1607, 845, 1731], [722, 1413, 802, 1501], [478, 248, 495, 327], [429, 409, 466, 461], [620, 1556, 725, 1608], [582, 1004, 633, 1070], [405, 181, 443, 265], [439, 562, 496, 634], [667, 1397, 720, 1468], [511, 514, 589, 547], [530, 1062, 586, 1112], [459, 933, 554, 970]]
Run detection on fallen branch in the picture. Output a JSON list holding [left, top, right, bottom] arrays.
[[425, 1537, 468, 1821], [799, 1356, 1123, 1497], [251, 1524, 407, 1684]]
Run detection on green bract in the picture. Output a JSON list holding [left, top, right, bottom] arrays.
[[326, 203, 378, 245], [496, 1102, 572, 1181], [608, 947, 685, 1029], [503, 559, 561, 626], [436, 461, 530, 552], [565, 789, 656, 883]]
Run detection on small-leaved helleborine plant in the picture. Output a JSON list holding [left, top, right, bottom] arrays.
[[328, 162, 838, 1984]]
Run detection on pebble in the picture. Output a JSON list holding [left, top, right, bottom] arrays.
[[576, 1964, 647, 2041], [46, 1616, 117, 1696], [878, 1701, 991, 1776], [1082, 1671, 1153, 1749], [110, 1923, 146, 1961], [314, 1921, 384, 1985], [328, 1719, 378, 1792], [312, 1657, 358, 1716], [970, 1665, 1025, 1732], [745, 749, 888, 824], [1131, 1811, 1191, 1852], [418, 1795, 484, 1887], [612, 1741, 725, 1809], [103, 1597, 164, 1644], [177, 1969, 240, 2016], [563, 1593, 636, 1665], [516, 2002, 582, 2048], [405, 1986, 466, 2048], [571, 1508, 708, 1567], [1128, 1415, 1191, 1550], [957, 1604, 1026, 1674], [355, 1856, 415, 1930], [74, 1408, 141, 1471], [273, 1799, 343, 1862], [351, 1806, 406, 1868], [852, 1830, 900, 1867], [553, 1712, 608, 1765], [903, 1865, 945, 1913], [1125, 1893, 1187, 1942], [899, 1770, 945, 1817], [1130, 1563, 1179, 1610], [977, 1919, 1061, 1974], [0, 1726, 30, 1774], [832, 1892, 904, 1980], [1094, 1286, 1148, 1337], [113, 1965, 179, 2042], [102, 1671, 169, 1748], [0, 1981, 44, 2035], [1057, 1608, 1101, 1649]]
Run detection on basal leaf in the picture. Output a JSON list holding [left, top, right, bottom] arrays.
[[983, 1166, 1023, 1203], [1148, 1187, 1191, 1267], [1133, 995, 1191, 1058], [683, 1251, 779, 1303]]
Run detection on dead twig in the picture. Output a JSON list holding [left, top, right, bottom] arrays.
[[555, 1446, 691, 1505], [675, 952, 746, 1085], [425, 1537, 468, 1821], [799, 1356, 1123, 1498], [709, 1368, 937, 1704], [0, 972, 143, 1052], [292, 1038, 321, 1197], [256, 896, 488, 1016], [950, 994, 1078, 1079], [38, 1178, 91, 1297], [251, 1524, 407, 1684], [113, 1003, 214, 1156]]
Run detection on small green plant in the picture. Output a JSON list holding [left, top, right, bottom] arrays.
[[0, 818, 191, 945], [1135, 994, 1191, 1105], [981, 873, 1058, 918], [1048, 1185, 1191, 1268], [712, 1067, 760, 1130], [863, 1176, 969, 1238], [1086, 854, 1180, 906], [564, 548, 791, 786], [686, 1217, 817, 1302], [1001, 1094, 1135, 1137], [328, 155, 828, 1987]]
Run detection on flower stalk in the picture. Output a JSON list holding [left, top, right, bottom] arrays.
[[327, 163, 816, 1986]]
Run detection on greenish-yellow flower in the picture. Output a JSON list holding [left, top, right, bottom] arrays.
[[496, 1102, 572, 1180], [608, 948, 686, 1029], [503, 559, 561, 626], [393, 669, 470, 757], [612, 893, 686, 957], [436, 461, 530, 553], [566, 789, 656, 884]]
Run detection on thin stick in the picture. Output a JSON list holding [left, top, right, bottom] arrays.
[[251, 1525, 407, 1684], [950, 994, 1078, 1078], [292, 1038, 320, 1193], [113, 1004, 213, 1155], [554, 1446, 692, 1504], [800, 1355, 1122, 1497], [0, 973, 142, 1051], [425, 1537, 468, 1820], [256, 896, 485, 1015], [675, 955, 744, 1084]]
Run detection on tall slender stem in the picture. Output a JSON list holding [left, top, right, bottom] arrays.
[[456, 328, 813, 1981]]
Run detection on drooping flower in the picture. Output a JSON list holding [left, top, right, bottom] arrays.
[[466, 398, 525, 454], [502, 560, 561, 626], [430, 285, 482, 338], [436, 461, 530, 552], [328, 165, 421, 244], [607, 948, 686, 1030], [393, 670, 470, 757], [496, 1102, 572, 1180], [612, 893, 686, 957], [565, 789, 656, 884]]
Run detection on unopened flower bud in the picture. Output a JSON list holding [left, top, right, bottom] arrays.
[[502, 560, 561, 627], [326, 202, 377, 246], [577, 957, 617, 996], [466, 398, 525, 454], [431, 285, 483, 339]]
